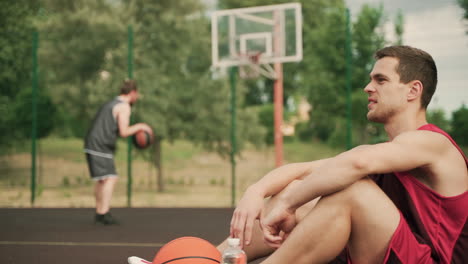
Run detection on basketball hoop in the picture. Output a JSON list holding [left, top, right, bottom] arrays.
[[238, 52, 278, 80]]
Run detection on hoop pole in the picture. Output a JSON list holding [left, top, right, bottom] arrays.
[[273, 11, 283, 167], [127, 24, 133, 207], [31, 30, 39, 206], [274, 63, 283, 167], [229, 67, 237, 207]]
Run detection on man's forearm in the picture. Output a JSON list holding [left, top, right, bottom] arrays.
[[282, 152, 367, 211], [119, 123, 144, 138], [252, 159, 331, 198]]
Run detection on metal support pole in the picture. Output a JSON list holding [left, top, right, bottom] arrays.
[[273, 10, 284, 167], [127, 25, 134, 207], [273, 63, 283, 167], [31, 30, 39, 206], [229, 67, 237, 207]]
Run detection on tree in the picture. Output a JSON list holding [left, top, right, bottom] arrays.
[[459, 0, 468, 34], [427, 108, 450, 132], [218, 0, 391, 147], [36, 0, 125, 137], [348, 4, 387, 145], [451, 104, 468, 146], [219, 0, 349, 143], [458, 0, 468, 20], [0, 0, 52, 149], [126, 0, 266, 190], [394, 9, 404, 45]]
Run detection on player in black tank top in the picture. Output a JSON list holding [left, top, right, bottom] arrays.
[[84, 80, 153, 225]]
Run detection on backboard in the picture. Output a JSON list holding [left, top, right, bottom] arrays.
[[211, 3, 303, 69]]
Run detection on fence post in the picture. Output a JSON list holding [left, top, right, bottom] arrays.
[[127, 25, 134, 207], [31, 30, 39, 206], [229, 67, 237, 207]]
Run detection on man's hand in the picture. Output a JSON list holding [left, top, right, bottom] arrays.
[[138, 123, 153, 135], [230, 186, 265, 248], [260, 194, 296, 248]]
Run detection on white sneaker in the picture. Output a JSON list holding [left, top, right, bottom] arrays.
[[128, 256, 152, 264]]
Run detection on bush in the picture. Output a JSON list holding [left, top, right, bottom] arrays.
[[451, 105, 468, 146], [295, 121, 314, 142], [257, 104, 274, 145], [12, 87, 58, 139]]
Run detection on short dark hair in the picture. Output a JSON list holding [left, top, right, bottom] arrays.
[[120, 79, 138, 95], [375, 45, 437, 109]]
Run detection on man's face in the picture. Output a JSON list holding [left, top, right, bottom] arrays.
[[129, 90, 139, 105], [364, 57, 409, 123]]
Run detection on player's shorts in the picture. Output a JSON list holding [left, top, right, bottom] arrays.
[[342, 211, 433, 264], [379, 212, 433, 263], [85, 153, 118, 180]]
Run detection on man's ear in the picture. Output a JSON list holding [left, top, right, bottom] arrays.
[[407, 80, 423, 102]]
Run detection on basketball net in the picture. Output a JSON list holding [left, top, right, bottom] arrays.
[[238, 52, 278, 80]]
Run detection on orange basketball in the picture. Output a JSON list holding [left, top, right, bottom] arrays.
[[133, 129, 153, 149], [152, 236, 221, 264]]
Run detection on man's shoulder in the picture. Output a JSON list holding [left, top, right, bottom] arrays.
[[113, 99, 130, 110], [394, 129, 448, 146], [112, 100, 131, 120]]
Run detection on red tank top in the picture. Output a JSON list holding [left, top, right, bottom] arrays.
[[394, 124, 468, 263]]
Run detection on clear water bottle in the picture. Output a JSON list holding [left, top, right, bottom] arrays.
[[222, 238, 247, 264]]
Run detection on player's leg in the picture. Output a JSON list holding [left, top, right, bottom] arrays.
[[95, 176, 118, 214], [261, 177, 400, 264], [86, 153, 120, 224]]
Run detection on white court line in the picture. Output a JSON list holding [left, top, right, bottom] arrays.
[[0, 241, 164, 247]]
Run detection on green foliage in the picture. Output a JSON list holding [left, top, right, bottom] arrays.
[[295, 121, 314, 142], [129, 0, 265, 158], [0, 0, 40, 149], [451, 105, 468, 146], [1, 0, 420, 161], [218, 0, 396, 149], [37, 0, 125, 137], [458, 0, 468, 20], [394, 9, 404, 45], [0, 0, 39, 98], [11, 87, 57, 139], [351, 4, 386, 93], [327, 117, 348, 148], [257, 104, 274, 145], [427, 108, 450, 132], [349, 4, 387, 146], [0, 96, 15, 148]]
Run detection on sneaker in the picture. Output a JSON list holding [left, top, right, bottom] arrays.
[[128, 256, 151, 264], [94, 212, 120, 225]]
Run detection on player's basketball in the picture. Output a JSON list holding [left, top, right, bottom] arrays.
[[152, 236, 221, 264], [133, 129, 153, 149]]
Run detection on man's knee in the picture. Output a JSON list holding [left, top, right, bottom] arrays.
[[98, 177, 118, 185], [339, 177, 385, 206]]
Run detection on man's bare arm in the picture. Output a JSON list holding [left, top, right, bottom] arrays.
[[249, 159, 332, 198], [282, 130, 449, 212], [115, 103, 152, 138]]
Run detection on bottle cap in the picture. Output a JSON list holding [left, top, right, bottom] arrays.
[[227, 237, 240, 247]]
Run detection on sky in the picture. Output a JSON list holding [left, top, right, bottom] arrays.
[[347, 0, 468, 116]]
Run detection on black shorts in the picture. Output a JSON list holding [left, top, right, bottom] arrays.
[[85, 153, 117, 180]]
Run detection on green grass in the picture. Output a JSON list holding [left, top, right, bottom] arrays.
[[284, 139, 343, 163], [5, 137, 206, 164]]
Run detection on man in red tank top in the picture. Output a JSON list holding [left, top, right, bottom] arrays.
[[218, 46, 468, 264]]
